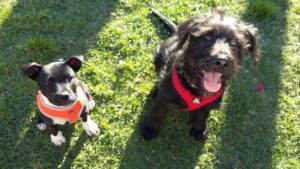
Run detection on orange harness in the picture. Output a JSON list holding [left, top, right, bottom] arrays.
[[37, 87, 86, 123]]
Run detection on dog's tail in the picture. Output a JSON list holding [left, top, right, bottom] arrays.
[[152, 9, 177, 33]]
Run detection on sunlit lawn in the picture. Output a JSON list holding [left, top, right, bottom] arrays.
[[0, 0, 299, 168]]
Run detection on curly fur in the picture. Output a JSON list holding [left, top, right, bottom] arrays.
[[141, 9, 260, 141]]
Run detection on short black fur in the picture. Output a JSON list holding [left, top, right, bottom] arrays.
[[22, 56, 97, 145]]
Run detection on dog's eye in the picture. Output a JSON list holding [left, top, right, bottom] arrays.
[[48, 77, 55, 82], [66, 76, 73, 82], [204, 35, 212, 40], [228, 39, 238, 48], [43, 77, 54, 84]]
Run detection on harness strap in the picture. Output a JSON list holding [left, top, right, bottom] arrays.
[[37, 87, 86, 123], [172, 66, 224, 111]]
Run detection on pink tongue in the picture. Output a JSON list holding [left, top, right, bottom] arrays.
[[203, 72, 222, 93]]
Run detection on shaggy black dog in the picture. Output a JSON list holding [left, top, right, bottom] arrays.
[[140, 9, 259, 141]]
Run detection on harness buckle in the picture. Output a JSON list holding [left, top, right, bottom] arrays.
[[192, 98, 201, 104], [69, 110, 74, 115]]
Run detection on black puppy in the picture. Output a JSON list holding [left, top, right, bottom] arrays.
[[22, 56, 99, 145], [141, 9, 259, 141]]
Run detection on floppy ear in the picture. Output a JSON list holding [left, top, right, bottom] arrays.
[[178, 17, 207, 38], [21, 62, 42, 80], [177, 24, 213, 50], [65, 55, 84, 72], [238, 23, 260, 64], [177, 14, 215, 50]]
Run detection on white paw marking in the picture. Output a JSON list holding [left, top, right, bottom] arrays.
[[50, 131, 66, 146], [36, 123, 46, 131], [82, 116, 99, 136], [88, 99, 95, 110]]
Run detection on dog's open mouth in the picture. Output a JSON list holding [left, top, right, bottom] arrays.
[[203, 71, 222, 93]]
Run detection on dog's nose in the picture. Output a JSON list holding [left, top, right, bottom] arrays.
[[214, 58, 229, 68], [215, 59, 228, 67], [58, 94, 69, 102]]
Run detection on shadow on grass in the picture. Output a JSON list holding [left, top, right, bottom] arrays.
[[215, 0, 288, 168], [0, 0, 118, 168], [119, 90, 205, 169], [118, 9, 205, 169], [58, 132, 89, 169]]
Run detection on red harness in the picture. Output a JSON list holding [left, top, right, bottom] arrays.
[[37, 87, 86, 123], [172, 66, 224, 111]]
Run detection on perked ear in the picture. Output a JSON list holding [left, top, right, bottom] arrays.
[[238, 23, 260, 64], [21, 62, 42, 80], [65, 55, 84, 72]]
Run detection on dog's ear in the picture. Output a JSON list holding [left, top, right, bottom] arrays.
[[65, 55, 84, 72], [21, 62, 42, 80], [177, 24, 213, 50], [178, 18, 207, 38], [189, 26, 213, 38], [177, 18, 213, 50], [238, 23, 260, 64]]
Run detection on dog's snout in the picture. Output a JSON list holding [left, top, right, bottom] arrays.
[[211, 56, 229, 68], [57, 91, 70, 102], [215, 59, 228, 67], [58, 94, 69, 101]]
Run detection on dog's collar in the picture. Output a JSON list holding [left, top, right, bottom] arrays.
[[37, 86, 86, 123], [172, 66, 224, 111]]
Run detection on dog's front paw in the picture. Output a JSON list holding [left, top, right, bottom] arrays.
[[50, 131, 66, 146], [140, 121, 159, 140], [88, 99, 96, 110], [36, 122, 46, 131], [83, 119, 99, 136], [189, 127, 208, 141]]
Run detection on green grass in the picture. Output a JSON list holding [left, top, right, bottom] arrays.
[[0, 0, 299, 168], [249, 0, 277, 17]]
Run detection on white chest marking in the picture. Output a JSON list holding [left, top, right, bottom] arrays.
[[52, 118, 67, 125]]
